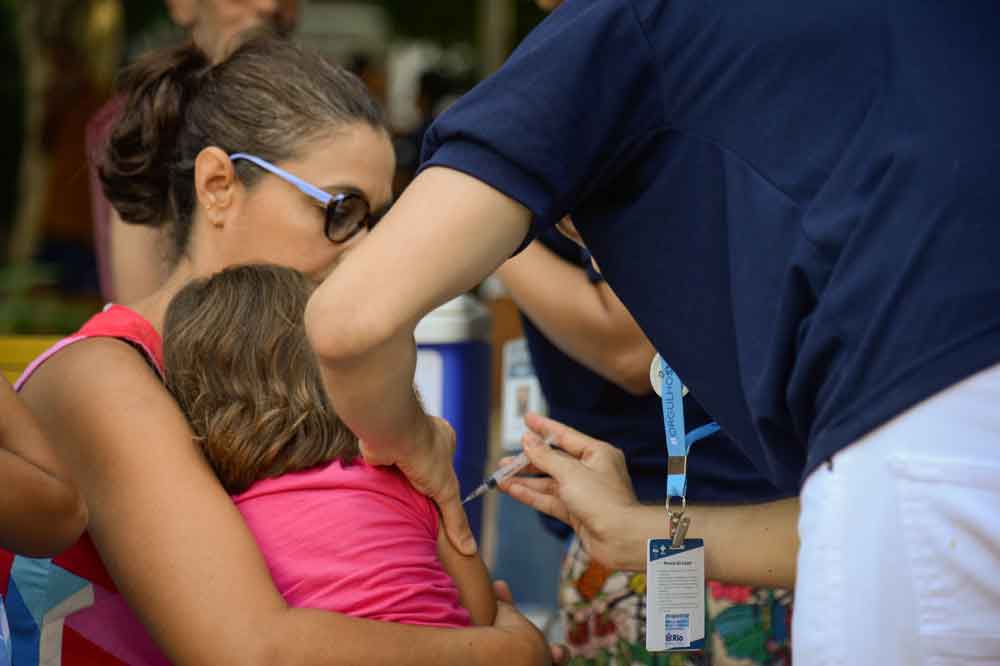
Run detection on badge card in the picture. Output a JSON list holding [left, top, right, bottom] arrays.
[[645, 538, 706, 652]]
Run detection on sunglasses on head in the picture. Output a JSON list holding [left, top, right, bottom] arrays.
[[229, 152, 381, 243]]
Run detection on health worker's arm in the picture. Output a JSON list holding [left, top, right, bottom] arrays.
[[306, 167, 531, 556], [496, 238, 656, 396], [503, 413, 799, 589]]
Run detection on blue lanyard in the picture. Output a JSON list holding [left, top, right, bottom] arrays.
[[659, 357, 720, 501]]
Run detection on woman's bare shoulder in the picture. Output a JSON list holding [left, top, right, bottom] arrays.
[[18, 336, 178, 440]]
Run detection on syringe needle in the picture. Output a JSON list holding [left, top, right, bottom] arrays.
[[461, 436, 555, 504]]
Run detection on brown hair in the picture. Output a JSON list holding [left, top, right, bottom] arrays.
[[163, 263, 359, 494], [100, 33, 385, 262]]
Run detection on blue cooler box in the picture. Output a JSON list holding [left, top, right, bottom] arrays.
[[413, 295, 492, 541]]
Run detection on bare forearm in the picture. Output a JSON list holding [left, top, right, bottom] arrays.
[[263, 608, 543, 666], [0, 448, 86, 556], [439, 530, 497, 625], [0, 377, 86, 555], [1, 376, 69, 475], [496, 242, 654, 395], [133, 595, 539, 665], [313, 327, 426, 463], [497, 242, 614, 356], [606, 498, 799, 588], [694, 498, 799, 587]]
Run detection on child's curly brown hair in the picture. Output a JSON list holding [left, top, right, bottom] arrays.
[[163, 263, 359, 494]]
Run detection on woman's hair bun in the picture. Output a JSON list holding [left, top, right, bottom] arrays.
[[99, 42, 211, 227]]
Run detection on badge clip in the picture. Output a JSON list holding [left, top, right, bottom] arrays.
[[667, 496, 689, 549], [670, 514, 690, 549]]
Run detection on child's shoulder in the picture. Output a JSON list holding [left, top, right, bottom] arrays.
[[236, 459, 441, 535], [342, 459, 433, 502], [334, 459, 440, 531], [237, 459, 430, 505]]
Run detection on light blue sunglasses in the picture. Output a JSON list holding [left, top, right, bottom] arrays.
[[229, 152, 380, 243]]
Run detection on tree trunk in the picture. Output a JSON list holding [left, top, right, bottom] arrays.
[[478, 0, 515, 76], [8, 0, 77, 262]]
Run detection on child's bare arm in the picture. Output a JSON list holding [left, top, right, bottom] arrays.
[[437, 526, 497, 625], [0, 375, 87, 556]]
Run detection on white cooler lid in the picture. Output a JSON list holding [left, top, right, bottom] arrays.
[[414, 294, 492, 344]]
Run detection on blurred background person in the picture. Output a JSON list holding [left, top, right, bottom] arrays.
[[87, 0, 300, 306], [393, 66, 470, 191]]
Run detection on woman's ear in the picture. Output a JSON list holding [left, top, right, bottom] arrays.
[[194, 147, 237, 227]]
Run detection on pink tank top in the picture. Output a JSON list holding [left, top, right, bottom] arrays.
[[234, 461, 470, 627]]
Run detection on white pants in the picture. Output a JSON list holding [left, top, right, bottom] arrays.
[[795, 362, 1000, 666]]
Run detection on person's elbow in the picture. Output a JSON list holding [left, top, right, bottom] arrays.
[[16, 479, 88, 557], [606, 346, 655, 397], [304, 293, 342, 362], [304, 291, 393, 366]]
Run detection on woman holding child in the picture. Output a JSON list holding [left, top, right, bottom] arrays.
[[1, 36, 548, 665]]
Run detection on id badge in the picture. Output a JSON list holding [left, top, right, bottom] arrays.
[[645, 538, 706, 652]]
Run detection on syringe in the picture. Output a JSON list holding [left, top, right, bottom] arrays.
[[461, 435, 557, 504]]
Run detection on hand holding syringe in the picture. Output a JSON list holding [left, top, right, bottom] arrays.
[[462, 435, 557, 504]]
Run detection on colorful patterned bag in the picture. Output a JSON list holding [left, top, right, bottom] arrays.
[[560, 538, 793, 666]]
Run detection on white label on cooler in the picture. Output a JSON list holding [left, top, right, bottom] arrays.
[[501, 338, 547, 451], [414, 349, 444, 418]]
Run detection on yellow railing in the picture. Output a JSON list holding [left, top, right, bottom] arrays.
[[0, 336, 62, 384]]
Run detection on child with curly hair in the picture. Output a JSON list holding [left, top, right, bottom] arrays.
[[163, 263, 494, 627]]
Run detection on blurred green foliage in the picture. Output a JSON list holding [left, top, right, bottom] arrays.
[[0, 263, 94, 334]]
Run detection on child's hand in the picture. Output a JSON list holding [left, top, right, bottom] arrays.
[[492, 581, 551, 665]]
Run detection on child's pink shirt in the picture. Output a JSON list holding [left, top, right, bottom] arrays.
[[233, 459, 471, 628]]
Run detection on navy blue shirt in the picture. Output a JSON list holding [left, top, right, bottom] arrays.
[[522, 229, 789, 516], [424, 0, 1000, 489]]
